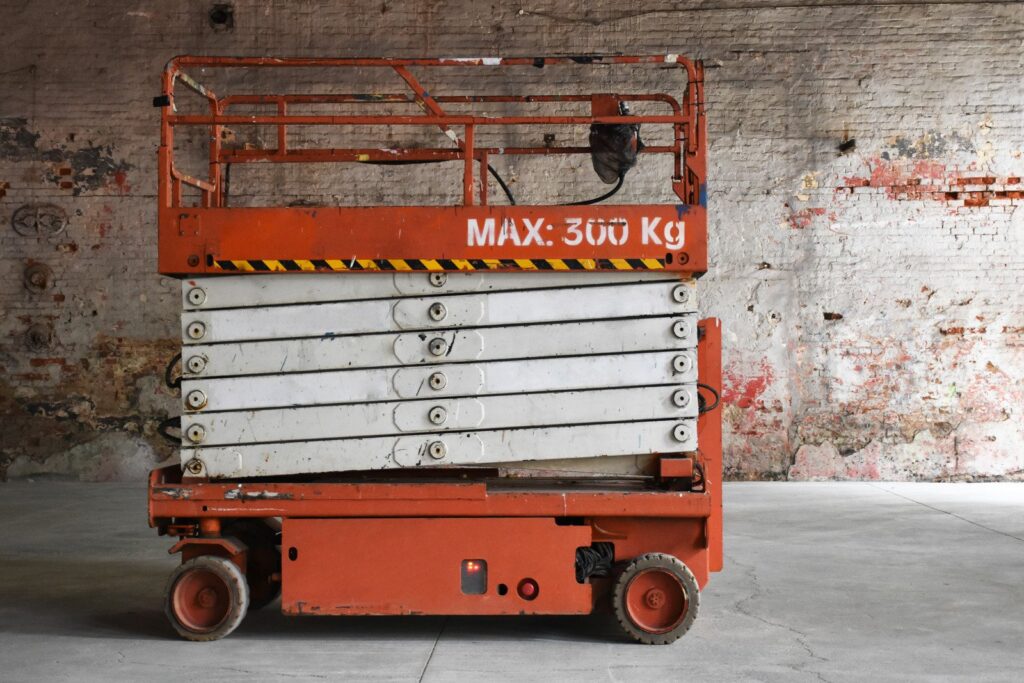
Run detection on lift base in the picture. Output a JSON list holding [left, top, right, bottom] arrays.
[[150, 469, 713, 640]]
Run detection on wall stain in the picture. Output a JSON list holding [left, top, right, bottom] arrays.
[[0, 336, 178, 480], [0, 117, 132, 195], [881, 130, 975, 161]]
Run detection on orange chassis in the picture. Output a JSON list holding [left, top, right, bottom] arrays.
[[151, 55, 721, 642]]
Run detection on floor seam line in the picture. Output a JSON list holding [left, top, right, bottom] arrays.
[[867, 483, 1024, 543], [417, 616, 447, 682]]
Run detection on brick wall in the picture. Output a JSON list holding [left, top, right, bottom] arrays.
[[1, 1, 1021, 480]]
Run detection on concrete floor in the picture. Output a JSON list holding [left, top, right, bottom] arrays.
[[0, 482, 1021, 682]]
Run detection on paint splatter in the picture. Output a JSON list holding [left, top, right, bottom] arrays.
[[722, 360, 774, 409]]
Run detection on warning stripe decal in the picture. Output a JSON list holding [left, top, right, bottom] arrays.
[[213, 258, 667, 272]]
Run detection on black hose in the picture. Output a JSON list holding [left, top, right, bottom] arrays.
[[164, 352, 182, 390], [365, 159, 516, 205], [223, 162, 231, 205], [564, 173, 624, 206], [157, 416, 181, 444], [697, 383, 720, 413], [487, 164, 516, 205]]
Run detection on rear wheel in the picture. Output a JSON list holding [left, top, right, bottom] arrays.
[[165, 555, 249, 641], [612, 552, 699, 644]]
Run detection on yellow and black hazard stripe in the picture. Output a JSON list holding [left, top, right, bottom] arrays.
[[212, 257, 667, 272]]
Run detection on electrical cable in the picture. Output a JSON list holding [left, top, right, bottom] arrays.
[[575, 543, 615, 583], [697, 382, 720, 413], [365, 159, 516, 205], [564, 173, 624, 206], [486, 164, 516, 205], [223, 162, 231, 205], [157, 416, 181, 444], [164, 352, 182, 390]]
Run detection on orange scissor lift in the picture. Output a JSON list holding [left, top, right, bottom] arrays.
[[149, 55, 721, 644]]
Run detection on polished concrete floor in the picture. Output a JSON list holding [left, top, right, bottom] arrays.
[[0, 481, 1021, 682]]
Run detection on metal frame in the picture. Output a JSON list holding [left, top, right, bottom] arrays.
[[151, 55, 721, 640], [150, 317, 722, 621], [157, 55, 707, 275]]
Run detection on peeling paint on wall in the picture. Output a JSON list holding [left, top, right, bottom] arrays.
[[0, 117, 132, 195], [1, 0, 1023, 481]]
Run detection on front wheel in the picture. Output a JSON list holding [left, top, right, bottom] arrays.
[[165, 555, 250, 641], [612, 552, 700, 644]]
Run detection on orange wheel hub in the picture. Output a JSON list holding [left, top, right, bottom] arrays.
[[171, 568, 232, 632], [624, 568, 688, 634]]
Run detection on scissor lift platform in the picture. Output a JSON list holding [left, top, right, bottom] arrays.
[[150, 54, 721, 644]]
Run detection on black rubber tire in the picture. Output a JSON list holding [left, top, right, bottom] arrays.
[[612, 552, 700, 645], [224, 519, 281, 610], [165, 555, 249, 641]]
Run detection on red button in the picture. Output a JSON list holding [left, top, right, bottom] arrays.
[[517, 578, 538, 600]]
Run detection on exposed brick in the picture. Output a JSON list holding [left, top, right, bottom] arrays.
[[0, 0, 1022, 482]]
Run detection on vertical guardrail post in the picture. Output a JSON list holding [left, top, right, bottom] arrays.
[[479, 151, 489, 206], [277, 99, 287, 157], [463, 125, 475, 206]]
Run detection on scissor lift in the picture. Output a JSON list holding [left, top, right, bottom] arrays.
[[149, 55, 721, 644]]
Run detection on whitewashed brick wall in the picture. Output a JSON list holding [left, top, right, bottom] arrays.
[[1, 1, 1021, 480]]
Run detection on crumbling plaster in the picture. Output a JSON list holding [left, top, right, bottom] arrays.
[[1, 1, 1021, 480]]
